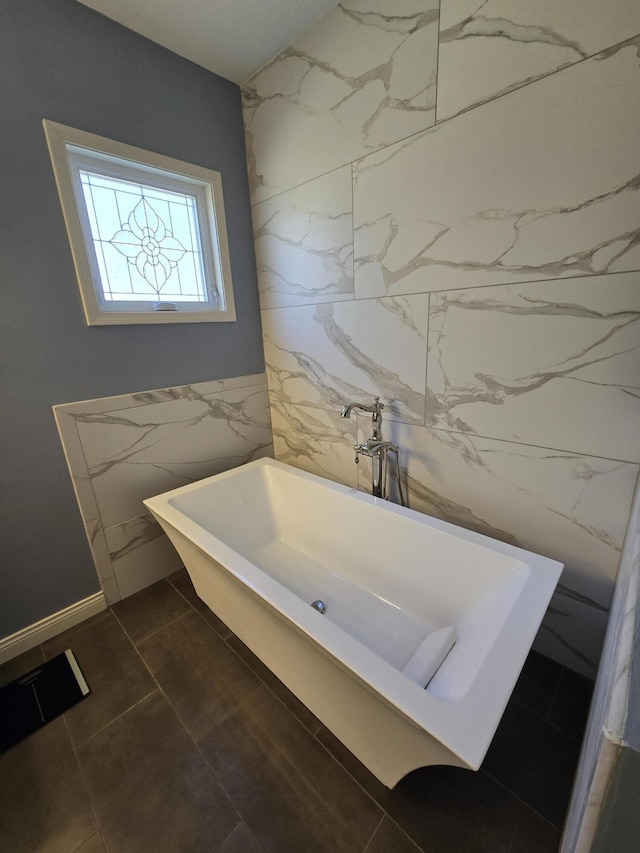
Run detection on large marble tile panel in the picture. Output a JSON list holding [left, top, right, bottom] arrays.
[[85, 517, 116, 589], [55, 380, 227, 417], [107, 517, 185, 599], [253, 166, 354, 309], [437, 0, 640, 121], [243, 0, 439, 203], [76, 383, 273, 528], [54, 375, 272, 604], [354, 37, 640, 297], [77, 383, 271, 472], [427, 273, 640, 463], [262, 295, 428, 424], [105, 512, 166, 565], [55, 376, 267, 419], [379, 423, 637, 611], [270, 399, 358, 487]]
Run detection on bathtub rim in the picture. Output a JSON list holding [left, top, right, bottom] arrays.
[[144, 457, 563, 771]]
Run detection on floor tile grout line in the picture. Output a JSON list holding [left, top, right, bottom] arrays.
[[130, 585, 266, 732], [60, 587, 579, 810], [72, 688, 160, 750], [363, 812, 424, 853], [361, 813, 385, 853], [548, 668, 565, 727], [186, 600, 234, 642], [127, 608, 194, 648], [385, 815, 425, 853], [150, 681, 249, 837], [112, 577, 194, 647], [309, 729, 404, 844], [70, 606, 250, 849], [61, 708, 110, 853], [510, 693, 587, 743], [480, 767, 566, 832], [167, 574, 235, 641], [217, 821, 262, 853], [221, 632, 322, 736], [167, 573, 195, 604], [120, 609, 250, 838], [215, 622, 431, 850], [506, 808, 521, 853], [120, 584, 264, 736], [10, 591, 571, 853], [213, 626, 400, 844], [70, 832, 106, 853], [108, 579, 571, 847]]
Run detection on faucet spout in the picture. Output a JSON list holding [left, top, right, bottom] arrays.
[[340, 396, 383, 420], [340, 397, 384, 441]]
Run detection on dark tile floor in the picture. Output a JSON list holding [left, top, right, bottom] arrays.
[[0, 571, 593, 853]]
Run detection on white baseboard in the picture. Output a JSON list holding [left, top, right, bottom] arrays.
[[0, 592, 107, 665]]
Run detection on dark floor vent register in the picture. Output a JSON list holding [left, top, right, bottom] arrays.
[[0, 650, 89, 752]]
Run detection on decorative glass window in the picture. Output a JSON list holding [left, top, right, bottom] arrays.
[[43, 120, 236, 325]]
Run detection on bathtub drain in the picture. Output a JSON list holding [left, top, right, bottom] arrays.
[[311, 599, 327, 615]]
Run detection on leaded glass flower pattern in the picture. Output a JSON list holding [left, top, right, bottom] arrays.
[[78, 171, 209, 303], [109, 198, 186, 294]]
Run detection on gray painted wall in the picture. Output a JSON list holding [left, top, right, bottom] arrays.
[[0, 0, 264, 635]]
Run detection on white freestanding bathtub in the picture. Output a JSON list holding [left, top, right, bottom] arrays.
[[144, 458, 562, 787]]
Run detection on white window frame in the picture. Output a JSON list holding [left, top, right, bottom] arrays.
[[43, 119, 236, 325]]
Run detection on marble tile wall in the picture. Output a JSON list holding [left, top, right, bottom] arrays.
[[353, 39, 640, 296], [243, 0, 441, 203], [54, 375, 273, 603], [244, 1, 640, 677], [436, 0, 640, 121], [426, 274, 640, 462], [253, 165, 354, 309]]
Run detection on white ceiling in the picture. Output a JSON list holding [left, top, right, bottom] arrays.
[[76, 0, 338, 84]]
